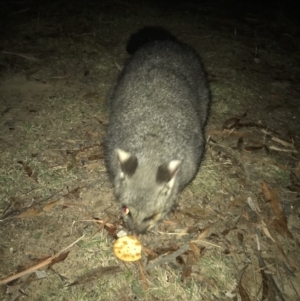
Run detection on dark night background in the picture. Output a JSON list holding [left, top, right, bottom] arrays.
[[0, 0, 300, 300]]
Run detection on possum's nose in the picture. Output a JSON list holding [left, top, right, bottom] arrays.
[[131, 227, 148, 235], [128, 222, 149, 235]]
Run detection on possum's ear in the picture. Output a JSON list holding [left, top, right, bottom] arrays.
[[116, 149, 138, 177], [156, 160, 181, 185]]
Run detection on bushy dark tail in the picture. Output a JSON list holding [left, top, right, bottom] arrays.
[[126, 26, 177, 55]]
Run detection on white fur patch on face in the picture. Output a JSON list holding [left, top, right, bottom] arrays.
[[168, 160, 181, 174], [116, 148, 132, 164], [168, 160, 181, 188], [167, 177, 175, 189]]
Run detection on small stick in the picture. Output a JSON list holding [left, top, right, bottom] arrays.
[[2, 50, 41, 62], [145, 243, 190, 271], [0, 235, 84, 285], [269, 146, 298, 153]]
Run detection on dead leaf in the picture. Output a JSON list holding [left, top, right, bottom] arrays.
[[0, 251, 64, 285], [118, 292, 132, 301], [85, 161, 103, 171], [163, 220, 178, 225], [82, 92, 99, 99], [4, 120, 15, 130], [261, 220, 276, 242], [49, 251, 69, 268], [238, 121, 265, 129], [274, 235, 296, 270], [243, 144, 265, 152], [260, 264, 269, 300], [15, 207, 41, 218], [66, 153, 77, 171], [238, 280, 251, 301], [197, 224, 213, 240], [176, 255, 185, 265], [104, 223, 118, 238], [137, 260, 148, 290], [17, 160, 38, 182], [287, 172, 300, 192], [261, 181, 293, 239], [262, 220, 296, 270], [145, 244, 190, 271], [67, 186, 81, 196], [238, 265, 251, 301], [185, 226, 200, 234], [294, 162, 300, 178], [73, 143, 104, 162], [194, 273, 217, 289], [237, 232, 244, 245], [237, 137, 244, 150], [88, 153, 104, 160], [189, 242, 201, 261], [69, 266, 120, 286], [221, 228, 231, 236], [142, 246, 158, 261], [222, 117, 240, 129], [43, 200, 59, 211], [60, 201, 84, 208], [181, 251, 194, 281], [182, 207, 206, 219], [2, 188, 66, 220], [17, 160, 32, 176], [4, 273, 35, 301], [256, 253, 286, 301], [2, 107, 12, 115], [0, 236, 84, 285], [93, 215, 110, 237], [223, 249, 230, 255], [152, 245, 179, 256], [270, 218, 293, 240]]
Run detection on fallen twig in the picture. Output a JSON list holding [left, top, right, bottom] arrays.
[[2, 50, 41, 62], [256, 252, 286, 301], [269, 146, 298, 154], [145, 243, 190, 271], [0, 235, 84, 285]]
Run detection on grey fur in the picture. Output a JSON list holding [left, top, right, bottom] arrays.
[[105, 27, 210, 234]]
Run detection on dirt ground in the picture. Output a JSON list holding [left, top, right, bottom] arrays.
[[0, 0, 300, 300]]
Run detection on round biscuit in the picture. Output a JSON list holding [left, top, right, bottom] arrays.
[[113, 235, 142, 262]]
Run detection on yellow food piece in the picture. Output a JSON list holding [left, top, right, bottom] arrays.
[[113, 235, 142, 262]]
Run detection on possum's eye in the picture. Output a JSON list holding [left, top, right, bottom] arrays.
[[122, 206, 130, 215]]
